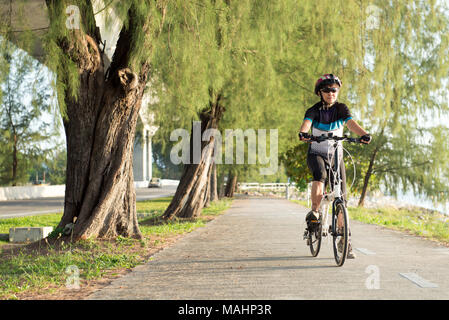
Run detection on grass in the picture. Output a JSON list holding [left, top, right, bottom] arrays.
[[0, 213, 63, 234], [0, 197, 233, 300], [0, 239, 143, 299], [291, 200, 308, 208], [347, 206, 449, 243], [291, 199, 449, 244]]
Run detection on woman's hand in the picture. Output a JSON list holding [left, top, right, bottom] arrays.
[[361, 134, 371, 144], [298, 132, 311, 142]]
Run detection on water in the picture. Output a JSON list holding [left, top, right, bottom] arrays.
[[393, 190, 449, 216], [380, 187, 449, 216]]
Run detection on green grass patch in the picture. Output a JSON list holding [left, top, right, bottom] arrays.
[[347, 206, 449, 243], [136, 197, 173, 215], [138, 197, 232, 237], [0, 239, 143, 299], [290, 199, 308, 208], [0, 213, 63, 234], [0, 197, 233, 299]]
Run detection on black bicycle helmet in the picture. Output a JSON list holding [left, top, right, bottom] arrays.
[[314, 74, 342, 95]]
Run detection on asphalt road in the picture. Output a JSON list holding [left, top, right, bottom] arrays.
[[88, 197, 449, 300], [0, 185, 177, 219]]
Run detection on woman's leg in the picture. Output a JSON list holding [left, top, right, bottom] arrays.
[[307, 153, 327, 212], [311, 181, 324, 211]]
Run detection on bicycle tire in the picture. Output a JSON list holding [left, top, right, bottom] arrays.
[[332, 202, 349, 266], [309, 222, 322, 257]]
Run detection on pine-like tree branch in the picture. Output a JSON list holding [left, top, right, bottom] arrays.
[[372, 161, 431, 174]]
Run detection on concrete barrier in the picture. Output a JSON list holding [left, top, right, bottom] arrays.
[[0, 185, 65, 201], [9, 227, 53, 243], [0, 180, 180, 201]]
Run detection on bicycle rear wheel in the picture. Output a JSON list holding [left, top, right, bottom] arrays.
[[332, 202, 349, 266], [309, 223, 322, 257]]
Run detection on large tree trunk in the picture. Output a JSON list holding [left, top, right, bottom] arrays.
[[49, 3, 149, 240], [162, 94, 224, 220]]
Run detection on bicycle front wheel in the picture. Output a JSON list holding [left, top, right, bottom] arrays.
[[332, 202, 349, 266], [309, 223, 322, 257]]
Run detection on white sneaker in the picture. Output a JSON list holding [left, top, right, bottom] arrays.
[[337, 239, 356, 259]]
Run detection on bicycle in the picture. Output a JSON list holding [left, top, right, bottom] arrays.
[[300, 132, 366, 267]]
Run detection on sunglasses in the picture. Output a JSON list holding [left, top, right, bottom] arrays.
[[321, 87, 339, 93]]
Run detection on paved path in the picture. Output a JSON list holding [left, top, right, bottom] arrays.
[[88, 197, 449, 300]]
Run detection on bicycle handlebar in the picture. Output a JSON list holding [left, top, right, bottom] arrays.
[[298, 133, 366, 144]]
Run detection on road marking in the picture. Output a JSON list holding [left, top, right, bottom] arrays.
[[355, 248, 376, 255], [399, 273, 438, 288]]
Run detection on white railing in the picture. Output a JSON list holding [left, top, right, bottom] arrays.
[[238, 182, 288, 192]]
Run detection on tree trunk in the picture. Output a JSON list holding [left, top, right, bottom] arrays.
[[217, 171, 225, 199], [210, 162, 218, 202], [12, 134, 17, 186], [224, 171, 238, 198], [358, 146, 379, 207], [49, 4, 149, 240], [162, 94, 224, 220], [203, 162, 213, 208]]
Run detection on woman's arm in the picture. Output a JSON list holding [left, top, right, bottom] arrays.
[[346, 119, 367, 136], [346, 119, 371, 143], [299, 119, 312, 133], [298, 119, 312, 141]]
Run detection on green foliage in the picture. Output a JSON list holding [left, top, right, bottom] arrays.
[[28, 147, 67, 185], [4, 0, 449, 203], [44, 149, 67, 185], [235, 164, 289, 184], [0, 41, 56, 186], [151, 142, 183, 180], [281, 143, 311, 190], [278, 0, 449, 204]]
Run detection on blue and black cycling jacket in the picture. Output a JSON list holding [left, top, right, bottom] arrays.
[[303, 101, 353, 158]]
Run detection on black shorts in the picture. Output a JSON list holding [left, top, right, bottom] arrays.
[[307, 152, 347, 200]]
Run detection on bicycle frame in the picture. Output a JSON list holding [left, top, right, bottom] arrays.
[[319, 139, 346, 237]]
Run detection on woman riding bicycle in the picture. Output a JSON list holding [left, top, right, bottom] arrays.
[[298, 74, 371, 259]]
